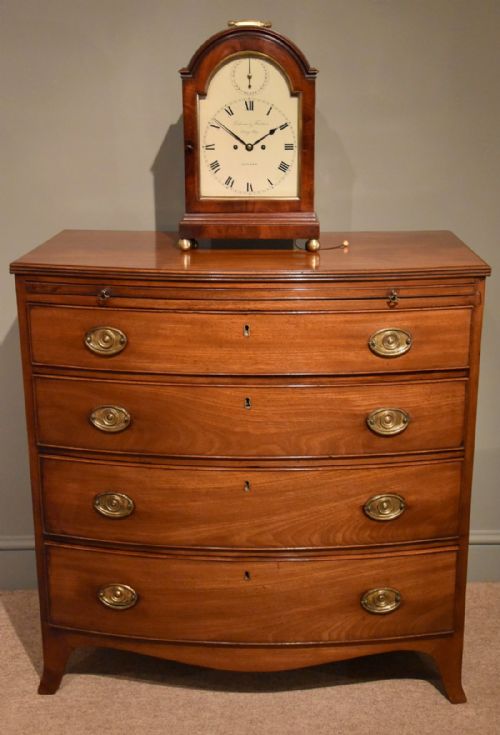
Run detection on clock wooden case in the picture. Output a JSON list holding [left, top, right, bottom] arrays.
[[178, 21, 320, 250]]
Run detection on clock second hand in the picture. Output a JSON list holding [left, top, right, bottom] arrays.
[[213, 119, 253, 150]]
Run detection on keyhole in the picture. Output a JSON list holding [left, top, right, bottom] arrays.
[[244, 480, 251, 493], [97, 286, 111, 305], [387, 289, 400, 307], [245, 397, 252, 410], [244, 571, 251, 581], [243, 324, 251, 337]]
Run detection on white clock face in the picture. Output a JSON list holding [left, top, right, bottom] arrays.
[[198, 54, 299, 198]]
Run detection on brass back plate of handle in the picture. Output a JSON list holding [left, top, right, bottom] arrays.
[[90, 406, 131, 433], [361, 587, 401, 614], [367, 408, 410, 436], [98, 584, 138, 610], [369, 328, 412, 358], [85, 326, 127, 356], [94, 492, 135, 519], [364, 493, 406, 521]]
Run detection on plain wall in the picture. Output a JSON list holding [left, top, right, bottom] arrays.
[[1, 0, 499, 586]]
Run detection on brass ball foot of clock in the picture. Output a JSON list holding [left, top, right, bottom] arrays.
[[177, 238, 198, 251], [305, 239, 321, 252]]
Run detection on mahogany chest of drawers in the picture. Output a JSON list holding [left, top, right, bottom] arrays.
[[10, 230, 490, 700]]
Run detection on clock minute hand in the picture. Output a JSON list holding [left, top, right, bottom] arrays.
[[251, 126, 279, 146], [213, 119, 250, 148]]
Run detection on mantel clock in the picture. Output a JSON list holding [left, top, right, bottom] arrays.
[[178, 20, 320, 250]]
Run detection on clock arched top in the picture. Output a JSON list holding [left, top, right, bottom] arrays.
[[179, 25, 318, 95]]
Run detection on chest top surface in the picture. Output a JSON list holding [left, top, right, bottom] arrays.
[[10, 230, 490, 282]]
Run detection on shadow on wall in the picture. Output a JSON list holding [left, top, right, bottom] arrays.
[[315, 110, 354, 231], [0, 320, 32, 536], [151, 116, 185, 232]]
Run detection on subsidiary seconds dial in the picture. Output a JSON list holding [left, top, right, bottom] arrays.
[[231, 57, 268, 94], [202, 98, 297, 196]]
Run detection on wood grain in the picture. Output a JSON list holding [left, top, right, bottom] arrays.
[[10, 230, 491, 281], [46, 544, 457, 643], [37, 626, 467, 703], [41, 456, 461, 549], [29, 305, 471, 375], [34, 376, 466, 458]]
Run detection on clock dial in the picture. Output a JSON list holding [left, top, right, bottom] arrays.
[[199, 55, 299, 198], [231, 57, 268, 94], [202, 98, 296, 195]]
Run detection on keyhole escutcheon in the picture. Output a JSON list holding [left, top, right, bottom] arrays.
[[245, 397, 252, 410], [243, 324, 251, 337], [244, 571, 251, 581], [387, 289, 400, 307]]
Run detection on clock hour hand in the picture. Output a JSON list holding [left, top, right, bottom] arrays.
[[251, 126, 279, 146], [213, 119, 251, 149]]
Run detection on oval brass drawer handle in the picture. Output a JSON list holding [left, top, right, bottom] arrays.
[[367, 408, 410, 436], [364, 493, 406, 521], [369, 328, 412, 358], [90, 406, 131, 433], [98, 584, 138, 610], [361, 587, 401, 614], [85, 326, 127, 356], [94, 492, 135, 518]]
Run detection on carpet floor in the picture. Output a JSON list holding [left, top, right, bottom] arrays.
[[0, 583, 499, 735]]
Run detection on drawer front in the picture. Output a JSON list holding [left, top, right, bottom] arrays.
[[35, 377, 466, 458], [42, 457, 461, 548], [46, 545, 457, 643], [29, 305, 471, 375]]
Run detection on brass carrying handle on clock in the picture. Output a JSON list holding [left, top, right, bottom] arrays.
[[228, 20, 272, 28]]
